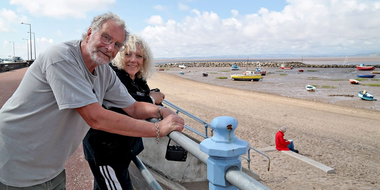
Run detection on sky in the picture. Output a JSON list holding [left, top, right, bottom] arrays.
[[1, 0, 380, 60]]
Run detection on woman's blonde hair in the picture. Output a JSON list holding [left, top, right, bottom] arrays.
[[112, 34, 154, 79]]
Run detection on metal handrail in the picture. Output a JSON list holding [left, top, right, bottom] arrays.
[[168, 131, 270, 190], [163, 99, 212, 137], [245, 146, 271, 171], [132, 156, 163, 190], [226, 167, 270, 190], [162, 100, 270, 172]]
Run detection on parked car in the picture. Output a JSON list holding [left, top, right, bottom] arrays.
[[2, 58, 15, 63], [2, 56, 24, 63]]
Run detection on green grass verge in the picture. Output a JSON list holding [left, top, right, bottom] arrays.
[[361, 83, 380, 87], [209, 72, 218, 74], [216, 77, 228, 79], [307, 70, 319, 72], [220, 70, 230, 72], [328, 79, 346, 81], [321, 85, 336, 88], [280, 73, 287, 76]]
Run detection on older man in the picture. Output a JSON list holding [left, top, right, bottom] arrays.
[[0, 12, 184, 189]]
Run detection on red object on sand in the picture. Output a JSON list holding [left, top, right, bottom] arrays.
[[281, 66, 293, 70], [299, 69, 304, 72], [356, 66, 375, 71], [349, 79, 359, 84]]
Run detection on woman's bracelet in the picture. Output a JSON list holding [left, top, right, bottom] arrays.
[[158, 106, 165, 120], [155, 122, 160, 144]]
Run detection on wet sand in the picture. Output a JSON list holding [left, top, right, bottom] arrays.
[[163, 66, 380, 111]]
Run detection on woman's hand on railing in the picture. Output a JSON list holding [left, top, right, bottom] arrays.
[[150, 91, 165, 105]]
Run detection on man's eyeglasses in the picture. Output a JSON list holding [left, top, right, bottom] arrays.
[[100, 33, 125, 52]]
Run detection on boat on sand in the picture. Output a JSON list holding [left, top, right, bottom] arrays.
[[358, 90, 374, 101], [179, 64, 187, 69], [280, 63, 293, 70], [357, 74, 375, 78], [349, 79, 359, 84], [306, 85, 316, 91], [254, 68, 266, 76], [356, 64, 375, 71], [231, 72, 261, 81], [231, 65, 240, 70]]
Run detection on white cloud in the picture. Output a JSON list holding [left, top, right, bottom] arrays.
[[9, 0, 116, 18], [153, 5, 167, 11], [141, 0, 380, 58], [178, 3, 189, 11], [231, 10, 239, 17], [0, 8, 29, 32], [39, 37, 54, 43], [146, 15, 164, 25]]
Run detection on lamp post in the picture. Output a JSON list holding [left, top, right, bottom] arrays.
[[28, 32, 37, 59], [21, 22, 32, 60], [22, 38, 29, 60], [9, 41, 15, 57]]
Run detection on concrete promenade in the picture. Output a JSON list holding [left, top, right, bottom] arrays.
[[0, 68, 208, 190], [0, 68, 128, 189], [0, 68, 91, 189]]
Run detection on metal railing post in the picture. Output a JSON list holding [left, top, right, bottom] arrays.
[[200, 116, 249, 190], [132, 156, 163, 190]]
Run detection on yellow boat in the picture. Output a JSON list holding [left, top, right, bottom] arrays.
[[231, 73, 261, 81]]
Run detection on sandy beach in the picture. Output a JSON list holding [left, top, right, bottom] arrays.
[[1, 66, 379, 190], [147, 69, 380, 190]]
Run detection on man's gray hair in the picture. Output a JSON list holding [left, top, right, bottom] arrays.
[[82, 11, 129, 43], [280, 126, 287, 132]]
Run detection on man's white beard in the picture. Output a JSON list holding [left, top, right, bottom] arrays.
[[86, 39, 112, 65]]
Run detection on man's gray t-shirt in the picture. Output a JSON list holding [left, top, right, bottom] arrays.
[[0, 40, 135, 186]]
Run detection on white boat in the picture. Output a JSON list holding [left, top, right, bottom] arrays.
[[179, 64, 187, 69], [358, 90, 374, 101], [305, 85, 316, 91], [349, 79, 359, 84]]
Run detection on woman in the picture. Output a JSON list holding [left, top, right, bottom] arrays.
[[275, 126, 299, 153], [83, 34, 165, 190]]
